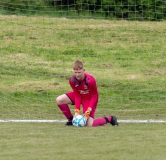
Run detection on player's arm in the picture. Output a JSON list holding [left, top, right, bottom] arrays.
[[69, 80, 81, 115], [84, 78, 98, 119], [88, 78, 98, 109]]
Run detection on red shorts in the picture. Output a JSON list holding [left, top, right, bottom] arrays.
[[66, 92, 97, 118]]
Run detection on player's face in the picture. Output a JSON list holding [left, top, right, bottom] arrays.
[[74, 69, 85, 80]]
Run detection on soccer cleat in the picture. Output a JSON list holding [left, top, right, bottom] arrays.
[[110, 116, 118, 126], [65, 116, 73, 126], [65, 121, 73, 126]]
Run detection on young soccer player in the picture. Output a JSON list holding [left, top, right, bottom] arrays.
[[56, 60, 118, 127]]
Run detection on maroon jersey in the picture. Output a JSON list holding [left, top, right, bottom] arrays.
[[69, 73, 99, 111]]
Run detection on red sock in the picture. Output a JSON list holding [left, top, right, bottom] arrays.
[[58, 104, 73, 120], [92, 116, 112, 127]]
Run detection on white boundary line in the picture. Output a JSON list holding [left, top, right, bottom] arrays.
[[0, 120, 66, 123], [0, 119, 166, 123], [118, 120, 166, 123]]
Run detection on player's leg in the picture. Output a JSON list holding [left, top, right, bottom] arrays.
[[92, 116, 118, 126], [86, 117, 94, 126], [86, 112, 114, 127], [82, 101, 102, 127], [86, 116, 118, 127], [56, 92, 75, 125], [86, 116, 109, 127], [85, 106, 118, 127]]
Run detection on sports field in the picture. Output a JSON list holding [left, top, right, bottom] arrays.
[[1, 123, 166, 160], [0, 14, 166, 160]]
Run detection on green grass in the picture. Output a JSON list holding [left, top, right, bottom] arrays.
[[0, 15, 166, 120], [0, 14, 166, 159], [1, 123, 166, 160]]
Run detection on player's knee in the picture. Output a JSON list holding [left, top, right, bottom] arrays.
[[86, 117, 93, 127], [56, 94, 71, 105], [56, 94, 66, 105], [86, 123, 93, 127], [55, 96, 61, 105]]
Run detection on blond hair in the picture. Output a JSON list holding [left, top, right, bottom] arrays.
[[73, 60, 84, 70]]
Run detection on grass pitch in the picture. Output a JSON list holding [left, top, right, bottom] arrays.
[[1, 123, 166, 160], [0, 15, 165, 120], [0, 14, 166, 160]]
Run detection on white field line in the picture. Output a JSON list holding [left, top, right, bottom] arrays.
[[0, 119, 166, 123]]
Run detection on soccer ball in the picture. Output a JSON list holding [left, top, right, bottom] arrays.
[[72, 114, 86, 127]]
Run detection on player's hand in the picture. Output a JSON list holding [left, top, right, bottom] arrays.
[[84, 107, 92, 120], [74, 109, 80, 116]]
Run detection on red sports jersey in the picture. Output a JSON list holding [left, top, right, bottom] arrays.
[[69, 73, 99, 111]]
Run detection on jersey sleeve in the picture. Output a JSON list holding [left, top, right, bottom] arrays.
[[88, 78, 98, 109], [69, 78, 81, 110]]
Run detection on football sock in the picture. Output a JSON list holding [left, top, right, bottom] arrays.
[[104, 116, 112, 123], [92, 116, 112, 127], [67, 116, 73, 122], [58, 104, 73, 120]]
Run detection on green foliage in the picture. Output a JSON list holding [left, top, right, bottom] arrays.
[[0, 0, 51, 14], [0, 0, 166, 20], [77, 0, 166, 20]]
